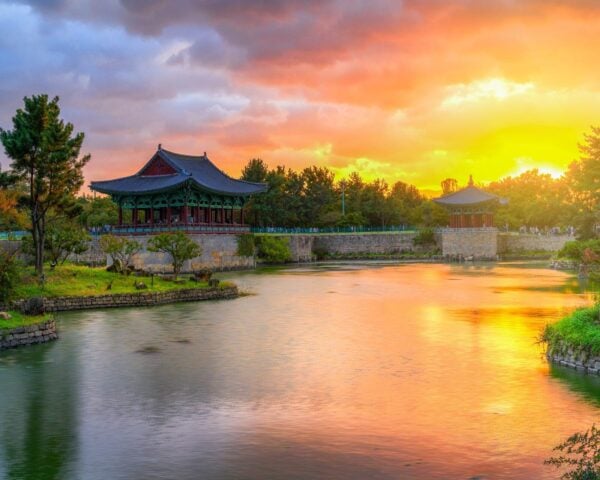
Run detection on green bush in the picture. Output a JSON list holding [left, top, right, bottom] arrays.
[[0, 251, 20, 303], [236, 234, 256, 257], [99, 234, 142, 274], [413, 227, 436, 246], [558, 240, 600, 262], [255, 236, 292, 263]]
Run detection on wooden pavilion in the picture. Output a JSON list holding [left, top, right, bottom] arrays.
[[434, 176, 506, 228], [90, 146, 267, 234]]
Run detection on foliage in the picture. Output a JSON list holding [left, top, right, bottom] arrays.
[[558, 240, 600, 264], [45, 222, 90, 266], [236, 234, 256, 257], [487, 169, 569, 230], [99, 234, 142, 274], [545, 425, 600, 480], [77, 196, 118, 228], [542, 306, 600, 355], [147, 232, 201, 279], [255, 235, 292, 263], [0, 249, 20, 303], [0, 94, 90, 277], [413, 227, 436, 246]]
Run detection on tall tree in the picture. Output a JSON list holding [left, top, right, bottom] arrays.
[[0, 95, 90, 276], [441, 178, 458, 195]]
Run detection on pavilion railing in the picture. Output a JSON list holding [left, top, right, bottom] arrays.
[[109, 223, 251, 235], [250, 225, 416, 234]]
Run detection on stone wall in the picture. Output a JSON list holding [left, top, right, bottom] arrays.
[[498, 233, 574, 253], [311, 232, 417, 256], [546, 342, 600, 376], [439, 228, 498, 260], [11, 286, 238, 312], [0, 320, 57, 350], [286, 235, 314, 262], [128, 234, 254, 272]]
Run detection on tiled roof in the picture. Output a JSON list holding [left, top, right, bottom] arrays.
[[90, 149, 267, 196], [434, 185, 505, 206]]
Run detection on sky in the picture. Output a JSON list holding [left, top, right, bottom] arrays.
[[0, 0, 599, 192]]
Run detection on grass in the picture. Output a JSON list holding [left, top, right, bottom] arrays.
[[0, 311, 52, 331], [542, 306, 600, 355], [13, 263, 233, 299]]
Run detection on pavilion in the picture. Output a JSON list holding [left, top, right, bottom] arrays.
[[434, 176, 506, 228], [90, 146, 267, 234]]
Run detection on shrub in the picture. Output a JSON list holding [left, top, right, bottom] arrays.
[[99, 234, 142, 274], [255, 236, 292, 263], [46, 222, 90, 266], [542, 305, 600, 355], [236, 234, 256, 257], [413, 227, 436, 246], [0, 250, 20, 303], [559, 240, 600, 263], [545, 424, 600, 480], [147, 232, 201, 280]]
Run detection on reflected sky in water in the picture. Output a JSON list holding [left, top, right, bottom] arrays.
[[0, 262, 598, 479]]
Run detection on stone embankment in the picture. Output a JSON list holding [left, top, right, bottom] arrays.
[[546, 343, 600, 376], [11, 286, 238, 313], [0, 320, 57, 350]]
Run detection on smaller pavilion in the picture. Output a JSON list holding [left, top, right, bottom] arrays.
[[434, 176, 506, 228], [90, 146, 267, 234]]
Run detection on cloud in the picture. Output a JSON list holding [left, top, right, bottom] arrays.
[[1, 0, 600, 191]]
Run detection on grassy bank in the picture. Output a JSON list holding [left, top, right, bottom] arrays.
[[542, 306, 600, 355], [0, 311, 52, 331], [13, 264, 231, 299]]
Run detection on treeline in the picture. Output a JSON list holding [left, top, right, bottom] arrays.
[[239, 159, 447, 228]]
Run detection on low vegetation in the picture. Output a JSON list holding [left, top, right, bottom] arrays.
[[542, 305, 600, 355], [12, 264, 229, 299], [0, 311, 52, 331]]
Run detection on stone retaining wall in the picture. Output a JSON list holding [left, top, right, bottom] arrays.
[[312, 232, 417, 256], [439, 228, 498, 260], [129, 234, 254, 272], [11, 286, 238, 312], [0, 320, 57, 350], [546, 342, 600, 376], [498, 233, 574, 253]]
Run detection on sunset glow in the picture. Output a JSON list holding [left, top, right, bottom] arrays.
[[1, 1, 599, 190]]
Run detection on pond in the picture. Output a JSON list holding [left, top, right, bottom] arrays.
[[0, 262, 599, 479]]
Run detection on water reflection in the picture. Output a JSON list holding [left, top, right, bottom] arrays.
[[0, 341, 78, 479], [0, 262, 598, 479]]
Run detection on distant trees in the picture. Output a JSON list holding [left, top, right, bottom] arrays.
[[0, 95, 90, 277], [240, 159, 433, 228]]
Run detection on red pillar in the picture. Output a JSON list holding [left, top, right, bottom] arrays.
[[220, 206, 224, 224], [167, 206, 172, 225], [118, 207, 123, 226], [240, 208, 244, 225], [149, 207, 154, 225], [133, 208, 138, 227], [182, 205, 188, 225]]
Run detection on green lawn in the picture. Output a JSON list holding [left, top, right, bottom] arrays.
[[13, 264, 228, 299], [542, 306, 600, 355], [0, 311, 52, 331]]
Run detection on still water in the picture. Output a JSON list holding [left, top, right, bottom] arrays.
[[0, 262, 599, 479]]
